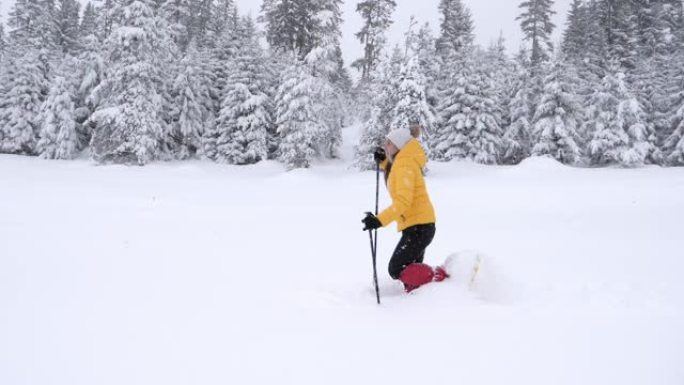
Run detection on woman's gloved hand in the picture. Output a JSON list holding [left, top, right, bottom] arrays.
[[362, 212, 382, 231], [373, 147, 386, 163]]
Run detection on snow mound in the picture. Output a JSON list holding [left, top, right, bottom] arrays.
[[443, 251, 517, 304]]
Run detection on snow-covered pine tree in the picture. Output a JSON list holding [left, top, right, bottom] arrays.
[[585, 68, 658, 166], [201, 4, 239, 159], [305, 55, 345, 160], [662, 52, 684, 165], [37, 57, 80, 159], [200, 77, 223, 159], [55, 0, 81, 54], [153, 12, 185, 156], [214, 17, 270, 165], [96, 0, 117, 40], [484, 34, 515, 133], [169, 42, 210, 159], [633, 0, 669, 59], [160, 0, 193, 52], [274, 60, 320, 169], [0, 49, 45, 155], [413, 23, 440, 109], [502, 59, 533, 165], [191, 0, 217, 48], [80, 2, 100, 39], [560, 1, 607, 145], [0, 24, 6, 61], [8, 0, 59, 52], [664, 106, 684, 166], [352, 0, 396, 80], [431, 54, 503, 164], [597, 0, 638, 70], [75, 34, 104, 148], [210, 4, 239, 113], [531, 56, 583, 165], [89, 0, 167, 165], [436, 0, 474, 61], [261, 0, 321, 58], [517, 0, 555, 71], [261, 50, 287, 160], [319, 2, 352, 95], [562, 0, 586, 60], [579, 0, 608, 77], [390, 56, 435, 140]]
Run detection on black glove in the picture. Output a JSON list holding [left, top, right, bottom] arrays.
[[362, 212, 382, 231], [373, 147, 386, 163]]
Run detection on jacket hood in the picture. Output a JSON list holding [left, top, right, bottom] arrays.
[[396, 139, 427, 168]]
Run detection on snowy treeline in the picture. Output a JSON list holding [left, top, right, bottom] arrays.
[[1, 0, 684, 168], [354, 0, 684, 169], [0, 0, 349, 168]]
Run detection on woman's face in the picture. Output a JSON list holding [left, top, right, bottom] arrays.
[[384, 140, 399, 160]]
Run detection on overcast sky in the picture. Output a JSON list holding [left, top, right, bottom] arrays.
[[2, 0, 572, 68]]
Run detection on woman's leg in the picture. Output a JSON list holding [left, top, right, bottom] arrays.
[[387, 224, 436, 279]]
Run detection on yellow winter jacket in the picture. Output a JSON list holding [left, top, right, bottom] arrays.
[[378, 139, 436, 232]]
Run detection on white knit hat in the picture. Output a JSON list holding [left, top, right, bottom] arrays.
[[386, 129, 413, 150]]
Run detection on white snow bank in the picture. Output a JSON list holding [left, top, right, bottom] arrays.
[[1, 154, 683, 385]]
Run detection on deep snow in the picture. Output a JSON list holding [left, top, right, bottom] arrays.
[[1, 126, 683, 385]]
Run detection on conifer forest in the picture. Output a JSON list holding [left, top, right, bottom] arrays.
[[1, 0, 683, 169]]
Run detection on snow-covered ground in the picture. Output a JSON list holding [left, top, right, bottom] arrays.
[[1, 127, 683, 385]]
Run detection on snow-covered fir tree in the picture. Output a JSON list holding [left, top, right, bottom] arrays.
[[201, 31, 239, 161], [517, 0, 556, 71], [352, 0, 396, 80], [55, 0, 81, 54], [412, 23, 440, 109], [561, 0, 586, 60], [484, 35, 515, 130], [96, 0, 117, 40], [89, 0, 168, 165], [664, 106, 684, 166], [431, 54, 503, 164], [633, 0, 670, 58], [531, 56, 583, 165], [37, 58, 80, 159], [214, 17, 270, 165], [390, 56, 435, 140], [0, 48, 45, 155], [662, 52, 684, 165], [8, 0, 57, 51], [502, 59, 533, 164], [169, 42, 210, 159], [597, 0, 637, 70], [0, 24, 6, 61], [585, 69, 659, 167], [160, 0, 193, 52], [274, 61, 320, 169], [80, 2, 100, 39], [305, 59, 345, 159], [260, 0, 321, 58], [436, 0, 474, 61]]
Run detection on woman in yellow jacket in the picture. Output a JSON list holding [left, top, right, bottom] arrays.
[[362, 128, 448, 292]]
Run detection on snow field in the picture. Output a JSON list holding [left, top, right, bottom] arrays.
[[1, 132, 683, 384]]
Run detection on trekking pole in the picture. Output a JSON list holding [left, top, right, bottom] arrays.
[[368, 161, 381, 305]]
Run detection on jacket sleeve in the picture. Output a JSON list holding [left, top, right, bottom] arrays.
[[377, 162, 415, 226]]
